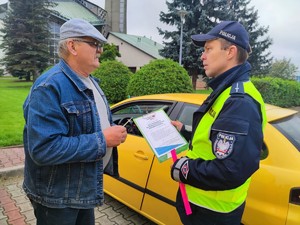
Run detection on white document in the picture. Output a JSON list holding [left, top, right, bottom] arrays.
[[133, 109, 188, 162]]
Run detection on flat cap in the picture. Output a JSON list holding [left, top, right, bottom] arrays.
[[60, 18, 107, 43]]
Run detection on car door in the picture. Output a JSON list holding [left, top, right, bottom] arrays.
[[242, 113, 300, 225], [141, 103, 198, 225], [104, 100, 175, 212]]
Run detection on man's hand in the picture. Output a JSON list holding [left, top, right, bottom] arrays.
[[103, 125, 127, 147], [171, 120, 183, 131]]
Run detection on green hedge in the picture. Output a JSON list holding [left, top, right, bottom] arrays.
[[127, 59, 193, 96], [252, 77, 300, 107], [92, 61, 132, 104]]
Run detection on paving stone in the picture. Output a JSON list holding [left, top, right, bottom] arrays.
[[101, 206, 120, 219], [95, 214, 116, 225], [13, 196, 28, 206], [25, 218, 36, 225], [22, 210, 35, 222], [17, 202, 33, 214], [109, 214, 131, 225], [127, 214, 154, 225], [6, 209, 24, 222], [109, 199, 125, 210], [94, 207, 106, 219], [7, 217, 26, 225], [0, 207, 7, 220], [0, 196, 11, 205], [116, 206, 136, 218], [2, 202, 18, 213], [0, 218, 8, 225]]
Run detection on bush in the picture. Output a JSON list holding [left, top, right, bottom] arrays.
[[127, 59, 193, 96], [92, 61, 132, 103], [252, 77, 300, 107]]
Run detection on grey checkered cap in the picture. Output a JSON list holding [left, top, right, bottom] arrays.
[[60, 18, 107, 43]]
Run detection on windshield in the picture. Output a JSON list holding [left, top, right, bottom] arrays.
[[271, 114, 300, 151]]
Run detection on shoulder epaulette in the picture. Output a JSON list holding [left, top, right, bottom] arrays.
[[230, 82, 245, 96]]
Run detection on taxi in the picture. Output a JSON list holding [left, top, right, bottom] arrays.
[[104, 93, 300, 225]]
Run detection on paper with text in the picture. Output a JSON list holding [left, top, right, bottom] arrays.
[[133, 109, 188, 162]]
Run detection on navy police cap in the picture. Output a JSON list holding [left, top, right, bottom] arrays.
[[191, 21, 251, 53]]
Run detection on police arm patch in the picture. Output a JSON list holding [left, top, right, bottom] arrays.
[[181, 160, 189, 180], [213, 132, 236, 159]]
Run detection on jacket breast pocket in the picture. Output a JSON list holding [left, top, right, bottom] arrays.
[[211, 117, 249, 135], [62, 101, 93, 136]]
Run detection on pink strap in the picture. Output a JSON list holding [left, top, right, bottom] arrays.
[[171, 149, 192, 215]]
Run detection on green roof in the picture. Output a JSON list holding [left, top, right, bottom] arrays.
[[52, 0, 104, 25], [110, 32, 164, 59]]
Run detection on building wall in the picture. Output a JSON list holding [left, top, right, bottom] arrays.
[[107, 35, 156, 70], [105, 0, 127, 34]]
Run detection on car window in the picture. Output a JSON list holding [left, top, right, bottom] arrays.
[[177, 104, 198, 131], [271, 114, 300, 152], [112, 102, 172, 136], [114, 104, 169, 116]]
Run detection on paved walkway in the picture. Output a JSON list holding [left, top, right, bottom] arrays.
[[0, 146, 155, 225]]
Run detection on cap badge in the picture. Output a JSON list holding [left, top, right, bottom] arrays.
[[219, 30, 236, 41]]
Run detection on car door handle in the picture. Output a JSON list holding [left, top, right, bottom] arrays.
[[134, 151, 149, 160]]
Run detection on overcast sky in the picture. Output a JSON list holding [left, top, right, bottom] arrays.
[[97, 0, 300, 71], [1, 0, 299, 71]]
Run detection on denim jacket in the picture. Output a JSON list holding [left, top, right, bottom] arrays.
[[23, 59, 118, 209]]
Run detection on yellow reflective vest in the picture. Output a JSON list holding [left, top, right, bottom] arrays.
[[186, 81, 267, 213]]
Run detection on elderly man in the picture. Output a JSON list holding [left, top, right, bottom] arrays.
[[23, 18, 127, 225]]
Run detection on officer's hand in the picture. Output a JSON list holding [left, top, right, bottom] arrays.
[[171, 120, 183, 131], [103, 125, 127, 147]]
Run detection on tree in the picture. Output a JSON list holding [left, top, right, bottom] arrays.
[[268, 58, 299, 80], [0, 0, 55, 81], [100, 43, 121, 62], [158, 0, 273, 89]]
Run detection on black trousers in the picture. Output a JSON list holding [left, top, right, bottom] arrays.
[[30, 200, 95, 225], [175, 189, 245, 225]]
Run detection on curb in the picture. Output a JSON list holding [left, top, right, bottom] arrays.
[[0, 165, 24, 178], [0, 145, 24, 149]]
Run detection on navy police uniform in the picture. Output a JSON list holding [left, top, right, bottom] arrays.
[[171, 62, 265, 225]]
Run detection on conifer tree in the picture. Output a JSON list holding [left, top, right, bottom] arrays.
[[158, 0, 272, 88], [0, 0, 55, 81]]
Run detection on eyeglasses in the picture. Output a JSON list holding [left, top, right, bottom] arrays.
[[73, 39, 103, 51]]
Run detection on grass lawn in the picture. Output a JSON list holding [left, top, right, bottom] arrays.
[[0, 76, 210, 148], [195, 88, 212, 94], [0, 77, 32, 147]]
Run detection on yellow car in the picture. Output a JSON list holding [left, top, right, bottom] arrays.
[[104, 93, 300, 225]]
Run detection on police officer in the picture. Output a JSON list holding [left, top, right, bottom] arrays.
[[171, 21, 266, 225]]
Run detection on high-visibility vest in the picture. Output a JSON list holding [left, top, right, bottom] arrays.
[[186, 81, 267, 213]]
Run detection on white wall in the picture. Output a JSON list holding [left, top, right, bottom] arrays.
[[107, 35, 156, 70]]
